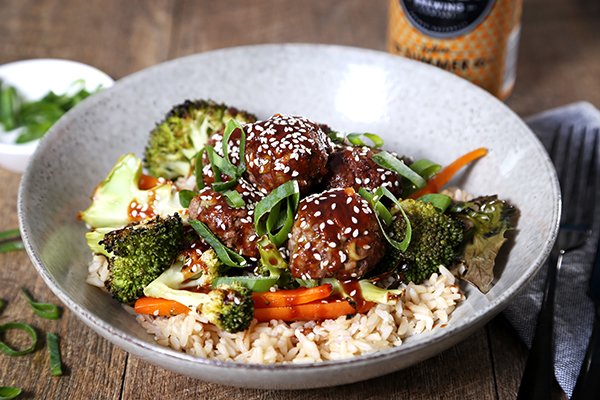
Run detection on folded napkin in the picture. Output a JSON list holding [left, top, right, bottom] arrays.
[[504, 102, 600, 398]]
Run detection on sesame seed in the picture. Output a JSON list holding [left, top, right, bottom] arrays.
[[352, 229, 359, 238], [353, 206, 360, 213], [351, 217, 358, 224], [364, 244, 371, 250], [314, 253, 322, 261], [346, 197, 353, 204], [331, 203, 337, 210], [314, 211, 322, 217]]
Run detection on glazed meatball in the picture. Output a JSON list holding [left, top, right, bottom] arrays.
[[288, 187, 385, 280], [323, 146, 402, 197], [244, 115, 333, 194], [188, 178, 263, 259]]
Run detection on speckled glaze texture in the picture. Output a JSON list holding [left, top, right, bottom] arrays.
[[18, 44, 559, 390]]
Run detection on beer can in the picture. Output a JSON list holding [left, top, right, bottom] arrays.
[[387, 0, 523, 100]]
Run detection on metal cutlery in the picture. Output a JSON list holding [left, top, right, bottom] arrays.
[[517, 126, 599, 400]]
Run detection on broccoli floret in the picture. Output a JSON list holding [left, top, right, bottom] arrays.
[[450, 195, 517, 292], [80, 153, 183, 229], [143, 99, 257, 180], [144, 261, 254, 333], [179, 248, 224, 289], [100, 214, 184, 304], [386, 199, 464, 284]]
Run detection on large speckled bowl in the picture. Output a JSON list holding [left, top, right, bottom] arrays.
[[18, 44, 559, 390]]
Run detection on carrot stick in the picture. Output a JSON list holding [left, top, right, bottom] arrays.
[[134, 297, 190, 317], [410, 147, 488, 198], [254, 299, 374, 322], [252, 284, 333, 308]]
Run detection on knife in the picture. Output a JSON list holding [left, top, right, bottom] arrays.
[[571, 234, 600, 399]]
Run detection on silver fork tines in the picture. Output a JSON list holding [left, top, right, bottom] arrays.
[[518, 125, 599, 400]]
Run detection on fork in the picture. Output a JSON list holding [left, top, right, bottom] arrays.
[[517, 126, 599, 400]]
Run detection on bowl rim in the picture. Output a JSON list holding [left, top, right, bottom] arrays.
[[17, 43, 561, 372]]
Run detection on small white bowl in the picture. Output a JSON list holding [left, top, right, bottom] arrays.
[[0, 59, 114, 173]]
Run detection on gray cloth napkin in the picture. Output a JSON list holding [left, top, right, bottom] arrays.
[[504, 102, 600, 398]]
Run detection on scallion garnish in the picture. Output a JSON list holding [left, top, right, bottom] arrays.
[[178, 190, 196, 208], [0, 386, 22, 400], [212, 276, 279, 292], [372, 151, 426, 189], [418, 193, 452, 212], [358, 187, 393, 226], [0, 228, 23, 254], [409, 159, 441, 181], [222, 119, 246, 176], [346, 132, 384, 148], [194, 149, 206, 190], [21, 289, 61, 320], [222, 190, 246, 208], [0, 322, 38, 356], [361, 186, 412, 252], [46, 332, 63, 376], [0, 228, 20, 241], [189, 220, 247, 267], [253, 180, 300, 247]]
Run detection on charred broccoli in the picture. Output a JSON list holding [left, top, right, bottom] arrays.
[[144, 259, 254, 333], [144, 99, 257, 179], [450, 195, 516, 292], [79, 153, 182, 230], [99, 214, 184, 304], [386, 199, 464, 284]]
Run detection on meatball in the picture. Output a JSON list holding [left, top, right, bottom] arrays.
[[288, 187, 385, 280], [188, 178, 263, 259], [244, 115, 333, 194], [322, 146, 401, 197]]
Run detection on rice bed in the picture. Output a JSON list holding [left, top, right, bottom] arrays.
[[136, 267, 463, 364]]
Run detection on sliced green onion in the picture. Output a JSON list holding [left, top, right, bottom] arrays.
[[327, 130, 346, 144], [46, 332, 63, 376], [213, 276, 279, 292], [0, 240, 24, 253], [410, 159, 441, 181], [253, 181, 300, 247], [0, 322, 38, 356], [0, 386, 22, 400], [0, 299, 5, 314], [211, 179, 238, 192], [178, 190, 196, 208], [205, 145, 238, 179], [372, 151, 426, 189], [222, 190, 245, 208], [418, 193, 452, 212], [295, 278, 320, 288], [346, 132, 384, 148], [194, 149, 205, 190], [370, 186, 412, 252], [358, 187, 393, 226], [0, 228, 20, 241], [21, 289, 61, 320], [222, 119, 247, 176], [189, 220, 247, 267]]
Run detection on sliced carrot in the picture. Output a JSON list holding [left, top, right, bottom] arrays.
[[410, 147, 488, 198], [253, 299, 374, 322], [134, 297, 190, 317], [252, 284, 333, 308]]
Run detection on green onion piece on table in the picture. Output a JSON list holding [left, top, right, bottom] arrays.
[[189, 220, 247, 267], [0, 299, 5, 314], [46, 332, 63, 376], [0, 241, 24, 253], [0, 322, 38, 356], [0, 386, 22, 400], [21, 289, 61, 320]]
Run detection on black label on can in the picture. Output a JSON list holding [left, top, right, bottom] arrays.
[[400, 0, 496, 38]]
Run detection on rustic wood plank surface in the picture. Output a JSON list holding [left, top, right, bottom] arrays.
[[0, 0, 598, 399]]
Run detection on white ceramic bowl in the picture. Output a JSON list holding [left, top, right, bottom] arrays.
[[0, 59, 114, 173], [18, 44, 560, 389]]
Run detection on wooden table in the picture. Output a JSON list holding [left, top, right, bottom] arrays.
[[1, 1, 598, 398]]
